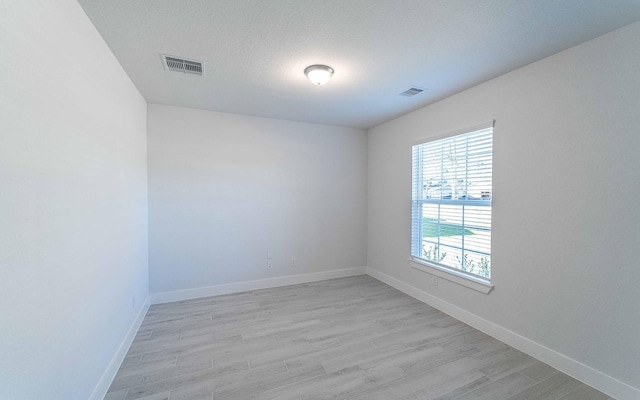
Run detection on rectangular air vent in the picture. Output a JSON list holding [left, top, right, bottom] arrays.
[[161, 54, 204, 76], [400, 87, 425, 97]]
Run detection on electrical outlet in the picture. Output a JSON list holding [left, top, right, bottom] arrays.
[[267, 261, 272, 270], [432, 276, 438, 286]]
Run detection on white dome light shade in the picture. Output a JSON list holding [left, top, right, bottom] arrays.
[[304, 65, 334, 85]]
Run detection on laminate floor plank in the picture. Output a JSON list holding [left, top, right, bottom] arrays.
[[104, 275, 613, 399]]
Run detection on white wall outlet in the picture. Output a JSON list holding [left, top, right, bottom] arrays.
[[432, 275, 438, 286], [267, 261, 272, 270]]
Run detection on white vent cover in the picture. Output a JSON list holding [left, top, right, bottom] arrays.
[[160, 54, 204, 76], [400, 87, 425, 97]]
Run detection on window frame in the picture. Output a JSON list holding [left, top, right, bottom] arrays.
[[409, 121, 495, 294]]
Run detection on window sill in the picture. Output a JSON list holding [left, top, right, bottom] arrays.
[[409, 257, 494, 294]]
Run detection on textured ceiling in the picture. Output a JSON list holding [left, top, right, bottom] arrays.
[[78, 0, 640, 128]]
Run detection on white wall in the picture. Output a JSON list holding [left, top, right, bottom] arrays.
[[148, 105, 367, 294], [0, 1, 149, 399], [368, 21, 640, 396]]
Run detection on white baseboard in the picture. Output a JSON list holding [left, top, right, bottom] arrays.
[[89, 296, 150, 400], [150, 267, 367, 305], [366, 267, 640, 400]]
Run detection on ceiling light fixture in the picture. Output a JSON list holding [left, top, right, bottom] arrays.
[[304, 64, 334, 85]]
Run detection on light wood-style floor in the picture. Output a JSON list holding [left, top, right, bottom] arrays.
[[105, 275, 612, 400]]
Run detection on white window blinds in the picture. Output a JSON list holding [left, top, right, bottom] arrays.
[[411, 124, 493, 279]]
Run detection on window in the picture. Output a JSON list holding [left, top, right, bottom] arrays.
[[411, 123, 493, 284]]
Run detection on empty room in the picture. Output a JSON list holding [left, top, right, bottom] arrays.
[[2, 1, 640, 399]]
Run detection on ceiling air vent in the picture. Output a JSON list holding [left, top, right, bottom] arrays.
[[400, 87, 425, 97], [160, 54, 204, 76]]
